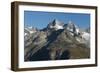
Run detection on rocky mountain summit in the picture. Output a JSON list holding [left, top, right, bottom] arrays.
[[24, 19, 90, 61]]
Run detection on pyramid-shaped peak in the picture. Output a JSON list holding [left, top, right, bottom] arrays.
[[52, 19, 63, 26], [47, 19, 64, 30], [53, 19, 61, 22]]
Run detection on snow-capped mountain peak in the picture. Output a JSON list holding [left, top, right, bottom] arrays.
[[24, 26, 38, 42], [24, 26, 37, 34], [47, 19, 64, 30], [65, 21, 80, 36]]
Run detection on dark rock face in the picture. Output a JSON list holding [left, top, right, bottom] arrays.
[[24, 19, 90, 61]]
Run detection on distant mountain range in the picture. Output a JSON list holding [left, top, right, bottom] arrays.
[[24, 19, 90, 61]]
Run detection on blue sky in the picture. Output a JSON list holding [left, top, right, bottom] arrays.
[[24, 11, 90, 29]]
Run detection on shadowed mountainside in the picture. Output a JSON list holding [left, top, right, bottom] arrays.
[[24, 19, 90, 61]]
